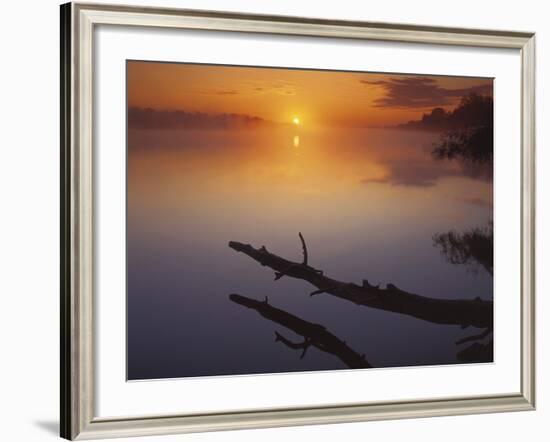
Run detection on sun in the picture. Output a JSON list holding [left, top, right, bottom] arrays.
[[292, 116, 300, 125]]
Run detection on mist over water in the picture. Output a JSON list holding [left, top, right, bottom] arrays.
[[127, 126, 493, 380]]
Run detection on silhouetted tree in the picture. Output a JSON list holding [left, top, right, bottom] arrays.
[[420, 107, 449, 128], [447, 93, 493, 127], [431, 94, 493, 166]]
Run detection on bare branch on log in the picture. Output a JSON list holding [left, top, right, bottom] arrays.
[[299, 232, 308, 265], [455, 327, 492, 345], [362, 279, 380, 289], [457, 340, 493, 363], [310, 286, 339, 297], [230, 293, 371, 369], [271, 234, 321, 281], [274, 264, 295, 281], [275, 332, 311, 359], [228, 236, 493, 329]]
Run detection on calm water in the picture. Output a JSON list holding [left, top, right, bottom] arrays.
[[127, 126, 493, 380]]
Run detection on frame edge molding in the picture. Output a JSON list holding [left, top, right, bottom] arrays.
[[61, 2, 536, 440], [60, 2, 73, 439]]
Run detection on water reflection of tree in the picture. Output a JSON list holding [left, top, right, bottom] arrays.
[[433, 222, 493, 277], [430, 93, 494, 362]]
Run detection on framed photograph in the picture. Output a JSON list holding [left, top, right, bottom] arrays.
[[60, 2, 535, 439]]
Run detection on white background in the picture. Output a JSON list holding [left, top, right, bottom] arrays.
[[0, 0, 547, 441]]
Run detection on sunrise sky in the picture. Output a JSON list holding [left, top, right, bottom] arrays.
[[127, 61, 493, 128]]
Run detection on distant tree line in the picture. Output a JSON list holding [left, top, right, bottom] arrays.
[[128, 107, 268, 130], [398, 93, 493, 132]]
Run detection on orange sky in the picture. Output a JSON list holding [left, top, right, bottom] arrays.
[[127, 61, 493, 128]]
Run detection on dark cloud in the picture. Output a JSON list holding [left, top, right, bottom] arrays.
[[214, 90, 239, 96], [196, 89, 239, 96], [360, 177, 390, 185], [128, 107, 268, 130], [248, 80, 298, 96], [361, 76, 492, 108]]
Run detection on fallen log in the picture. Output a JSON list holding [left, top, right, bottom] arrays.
[[229, 234, 493, 329], [230, 294, 371, 369]]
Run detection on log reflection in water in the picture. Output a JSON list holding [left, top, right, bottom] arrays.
[[229, 294, 371, 369]]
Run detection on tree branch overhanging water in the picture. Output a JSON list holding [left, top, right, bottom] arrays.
[[228, 234, 493, 329]]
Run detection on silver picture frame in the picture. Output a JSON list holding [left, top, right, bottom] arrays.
[[60, 2, 536, 439]]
